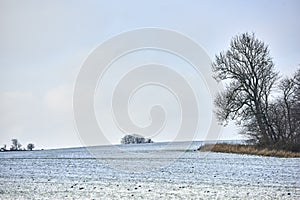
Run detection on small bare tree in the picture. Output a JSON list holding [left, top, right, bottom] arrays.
[[11, 139, 18, 151], [121, 134, 153, 144], [27, 143, 35, 151], [0, 144, 6, 151], [10, 139, 22, 151]]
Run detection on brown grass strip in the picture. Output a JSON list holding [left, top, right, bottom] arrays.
[[198, 143, 300, 158]]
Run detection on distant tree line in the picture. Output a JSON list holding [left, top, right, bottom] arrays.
[[121, 134, 153, 144], [213, 32, 300, 152], [0, 139, 35, 152]]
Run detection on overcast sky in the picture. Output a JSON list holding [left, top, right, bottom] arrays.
[[0, 0, 299, 149]]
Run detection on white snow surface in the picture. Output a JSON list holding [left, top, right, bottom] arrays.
[[0, 141, 299, 199]]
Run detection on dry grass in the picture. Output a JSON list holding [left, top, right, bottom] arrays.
[[198, 143, 300, 158]]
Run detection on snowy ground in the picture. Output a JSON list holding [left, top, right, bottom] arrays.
[[0, 142, 299, 199]]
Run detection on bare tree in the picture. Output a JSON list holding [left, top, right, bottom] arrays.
[[27, 143, 35, 151], [212, 33, 278, 146], [10, 139, 22, 151], [0, 144, 6, 151], [11, 139, 18, 151], [121, 134, 153, 144], [292, 68, 300, 122], [268, 69, 300, 151]]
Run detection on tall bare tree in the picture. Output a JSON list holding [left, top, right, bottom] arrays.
[[268, 68, 300, 151], [292, 68, 300, 121], [212, 33, 278, 146]]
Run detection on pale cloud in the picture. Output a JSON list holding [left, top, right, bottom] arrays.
[[0, 87, 81, 149], [0, 91, 39, 146], [0, 91, 38, 131], [44, 85, 73, 115]]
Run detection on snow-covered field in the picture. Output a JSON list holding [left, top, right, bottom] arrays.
[[0, 141, 299, 199]]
